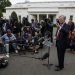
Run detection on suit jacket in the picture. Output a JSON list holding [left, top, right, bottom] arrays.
[[68, 22, 74, 31], [56, 23, 69, 49]]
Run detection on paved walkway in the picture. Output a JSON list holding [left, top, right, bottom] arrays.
[[0, 45, 75, 75], [0, 28, 75, 75]]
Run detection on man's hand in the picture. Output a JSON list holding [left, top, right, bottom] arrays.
[[9, 40, 16, 43], [56, 23, 60, 28], [54, 36, 56, 40]]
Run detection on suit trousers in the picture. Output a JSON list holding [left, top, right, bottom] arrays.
[[56, 41, 66, 68]]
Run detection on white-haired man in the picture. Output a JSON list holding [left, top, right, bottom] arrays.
[[55, 15, 69, 71]]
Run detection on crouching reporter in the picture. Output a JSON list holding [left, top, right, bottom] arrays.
[[1, 29, 17, 57]]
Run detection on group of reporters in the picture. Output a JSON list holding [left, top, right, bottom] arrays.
[[0, 15, 75, 71]]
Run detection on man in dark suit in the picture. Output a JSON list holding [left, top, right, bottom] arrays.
[[67, 19, 75, 51], [47, 18, 53, 43], [55, 15, 69, 71], [68, 18, 74, 32]]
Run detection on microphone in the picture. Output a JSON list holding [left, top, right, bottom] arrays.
[[37, 52, 49, 60]]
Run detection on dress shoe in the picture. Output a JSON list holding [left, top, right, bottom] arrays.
[[55, 67, 63, 71], [55, 65, 59, 68], [55, 65, 64, 68]]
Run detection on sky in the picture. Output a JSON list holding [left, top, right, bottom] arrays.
[[10, 0, 75, 4]]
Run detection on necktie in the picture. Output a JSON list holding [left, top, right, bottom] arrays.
[[56, 26, 62, 40]]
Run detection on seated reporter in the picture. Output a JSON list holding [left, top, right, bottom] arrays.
[[31, 31, 40, 53], [1, 29, 17, 54]]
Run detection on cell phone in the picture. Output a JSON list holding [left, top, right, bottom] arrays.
[[56, 19, 59, 23]]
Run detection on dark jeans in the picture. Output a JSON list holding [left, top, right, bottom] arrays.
[[0, 44, 6, 54], [70, 42, 75, 50], [9, 43, 17, 53]]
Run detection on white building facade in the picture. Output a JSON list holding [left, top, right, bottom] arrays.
[[4, 1, 75, 24]]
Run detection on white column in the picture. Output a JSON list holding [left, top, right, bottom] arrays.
[[53, 15, 56, 24], [46, 14, 48, 18], [65, 15, 69, 23], [73, 15, 75, 22], [37, 14, 39, 23], [28, 14, 33, 23]]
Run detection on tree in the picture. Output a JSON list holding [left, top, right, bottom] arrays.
[[5, 0, 11, 7], [0, 0, 11, 17], [10, 11, 18, 23]]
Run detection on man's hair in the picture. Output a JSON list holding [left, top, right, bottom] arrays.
[[59, 15, 66, 20], [31, 19, 34, 22], [7, 29, 11, 33]]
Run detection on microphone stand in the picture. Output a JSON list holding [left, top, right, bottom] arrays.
[[43, 38, 53, 69]]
